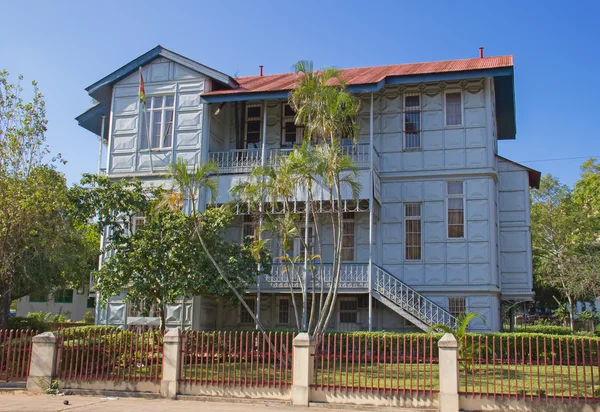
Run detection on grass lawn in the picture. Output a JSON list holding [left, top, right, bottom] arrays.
[[460, 363, 600, 398]]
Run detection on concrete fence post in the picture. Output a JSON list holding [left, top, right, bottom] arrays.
[[27, 332, 57, 393], [438, 333, 459, 412], [292, 333, 315, 406], [161, 328, 181, 399]]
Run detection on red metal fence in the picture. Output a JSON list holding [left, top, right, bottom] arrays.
[[0, 329, 36, 382], [179, 331, 294, 389], [54, 328, 163, 382], [459, 335, 600, 401], [313, 333, 439, 396]]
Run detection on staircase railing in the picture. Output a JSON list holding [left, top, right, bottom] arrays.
[[373, 264, 457, 329]]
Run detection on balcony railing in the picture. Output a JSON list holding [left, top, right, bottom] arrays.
[[253, 263, 369, 291], [209, 144, 373, 174]]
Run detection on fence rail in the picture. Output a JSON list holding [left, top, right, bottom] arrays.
[[459, 335, 600, 401], [0, 329, 36, 382], [179, 331, 294, 389], [313, 333, 439, 396], [53, 328, 163, 382]]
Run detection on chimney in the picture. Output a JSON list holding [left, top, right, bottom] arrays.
[[479, 47, 484, 59], [259, 65, 264, 76]]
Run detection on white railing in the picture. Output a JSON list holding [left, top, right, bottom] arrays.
[[373, 264, 457, 329], [257, 263, 369, 291], [209, 144, 372, 174]]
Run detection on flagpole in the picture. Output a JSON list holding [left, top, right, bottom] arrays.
[[139, 67, 154, 173]]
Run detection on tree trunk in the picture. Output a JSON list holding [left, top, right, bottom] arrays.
[[157, 302, 165, 332], [567, 294, 575, 332], [0, 288, 12, 330]]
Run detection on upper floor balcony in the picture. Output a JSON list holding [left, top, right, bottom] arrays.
[[208, 143, 378, 175]]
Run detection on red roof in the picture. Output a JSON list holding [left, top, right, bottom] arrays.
[[203, 55, 513, 96]]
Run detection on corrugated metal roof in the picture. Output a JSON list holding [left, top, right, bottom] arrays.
[[204, 55, 513, 96]]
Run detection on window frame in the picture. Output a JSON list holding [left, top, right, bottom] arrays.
[[280, 103, 302, 148], [240, 297, 256, 324], [278, 296, 290, 325], [403, 93, 422, 152], [339, 297, 359, 324], [446, 181, 466, 239], [341, 212, 355, 262], [244, 104, 263, 149], [54, 289, 74, 304], [404, 203, 422, 261], [448, 297, 467, 317], [29, 292, 48, 303], [444, 90, 463, 127], [132, 216, 147, 235], [139, 95, 175, 150], [241, 215, 256, 244]]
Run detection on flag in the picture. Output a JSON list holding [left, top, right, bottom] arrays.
[[138, 67, 146, 105]]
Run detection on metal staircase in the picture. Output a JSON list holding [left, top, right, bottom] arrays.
[[372, 264, 457, 331]]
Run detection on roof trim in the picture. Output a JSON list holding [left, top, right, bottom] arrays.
[[75, 103, 109, 137], [497, 155, 541, 189], [201, 67, 513, 103], [86, 45, 238, 100]]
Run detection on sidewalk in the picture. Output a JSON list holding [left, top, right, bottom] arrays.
[[0, 391, 416, 412]]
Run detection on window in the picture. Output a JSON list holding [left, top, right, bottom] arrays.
[[87, 296, 96, 309], [447, 181, 465, 238], [404, 93, 421, 151], [245, 105, 262, 148], [296, 225, 314, 258], [281, 104, 302, 147], [240, 297, 256, 324], [339, 298, 358, 323], [278, 297, 290, 324], [54, 290, 74, 304], [405, 203, 422, 260], [445, 92, 462, 126], [448, 297, 466, 317], [241, 215, 256, 244], [30, 292, 47, 303], [132, 216, 146, 234], [140, 95, 174, 149], [342, 212, 355, 261]]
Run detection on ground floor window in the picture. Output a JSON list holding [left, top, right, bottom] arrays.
[[339, 298, 359, 324], [29, 292, 47, 302], [87, 296, 96, 309], [448, 297, 467, 317], [240, 297, 256, 324], [278, 297, 290, 324], [54, 290, 73, 304]]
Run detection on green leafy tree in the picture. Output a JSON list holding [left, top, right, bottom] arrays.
[[531, 174, 600, 330], [167, 159, 271, 334], [71, 172, 265, 330], [0, 71, 97, 329]]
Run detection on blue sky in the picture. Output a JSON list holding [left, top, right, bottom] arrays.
[[1, 0, 598, 186]]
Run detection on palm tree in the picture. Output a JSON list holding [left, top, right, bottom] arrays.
[[167, 158, 270, 335], [289, 61, 361, 335], [430, 312, 486, 371]]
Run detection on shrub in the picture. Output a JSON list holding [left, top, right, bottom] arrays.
[[513, 324, 574, 335], [83, 311, 95, 324], [7, 316, 49, 332]]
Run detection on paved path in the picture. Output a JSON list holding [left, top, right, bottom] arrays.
[[0, 391, 417, 412]]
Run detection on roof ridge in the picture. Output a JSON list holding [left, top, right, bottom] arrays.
[[233, 55, 513, 80]]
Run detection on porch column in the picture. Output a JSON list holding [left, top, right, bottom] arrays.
[[368, 92, 374, 332], [256, 100, 268, 329]]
